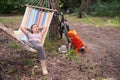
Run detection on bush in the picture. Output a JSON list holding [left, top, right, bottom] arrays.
[[0, 0, 27, 14], [90, 2, 120, 17]]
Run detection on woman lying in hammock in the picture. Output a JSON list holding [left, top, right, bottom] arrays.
[[21, 24, 48, 75]]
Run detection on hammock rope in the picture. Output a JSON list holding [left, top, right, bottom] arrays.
[[26, 0, 57, 12]]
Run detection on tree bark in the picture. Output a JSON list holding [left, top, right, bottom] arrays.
[[78, 0, 86, 18], [49, 0, 59, 41], [0, 66, 4, 80], [91, 0, 96, 5], [86, 0, 91, 15]]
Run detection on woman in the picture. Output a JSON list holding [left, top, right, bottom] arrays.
[[21, 24, 48, 75]]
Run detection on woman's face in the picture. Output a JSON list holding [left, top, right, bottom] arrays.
[[31, 25, 39, 33]]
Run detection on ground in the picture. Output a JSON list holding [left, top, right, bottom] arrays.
[[0, 18, 120, 80]]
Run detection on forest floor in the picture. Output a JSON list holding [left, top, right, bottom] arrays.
[[0, 16, 120, 80]]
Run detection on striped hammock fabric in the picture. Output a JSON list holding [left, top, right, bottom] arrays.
[[14, 6, 54, 46]]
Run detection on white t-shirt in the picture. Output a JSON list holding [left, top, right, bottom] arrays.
[[25, 30, 42, 42], [27, 32, 41, 41]]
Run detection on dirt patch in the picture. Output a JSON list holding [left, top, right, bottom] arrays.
[[0, 21, 120, 80]]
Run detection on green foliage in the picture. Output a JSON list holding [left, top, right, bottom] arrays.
[[111, 17, 120, 27], [7, 67, 17, 74], [59, 0, 70, 9], [90, 2, 120, 17], [44, 34, 62, 52], [59, 0, 81, 12], [9, 42, 20, 48], [0, 0, 29, 14], [20, 59, 35, 67], [67, 49, 81, 64], [15, 77, 19, 80]]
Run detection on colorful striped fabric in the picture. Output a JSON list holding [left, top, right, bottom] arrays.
[[14, 6, 54, 46]]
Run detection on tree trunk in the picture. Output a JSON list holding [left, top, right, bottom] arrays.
[[0, 66, 4, 80], [69, 0, 76, 9], [78, 0, 86, 18], [91, 0, 96, 5], [49, 0, 59, 41], [49, 15, 59, 41], [86, 0, 91, 15]]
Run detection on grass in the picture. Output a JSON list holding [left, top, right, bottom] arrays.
[[0, 16, 23, 29], [20, 59, 35, 67], [0, 16, 22, 24], [67, 49, 81, 64], [7, 67, 17, 74], [65, 14, 120, 28], [44, 34, 66, 52], [9, 42, 20, 48]]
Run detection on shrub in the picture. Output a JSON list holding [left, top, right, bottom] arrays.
[[90, 2, 120, 17]]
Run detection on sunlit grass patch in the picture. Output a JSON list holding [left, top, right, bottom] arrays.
[[0, 16, 22, 24], [0, 16, 23, 29], [65, 14, 120, 28]]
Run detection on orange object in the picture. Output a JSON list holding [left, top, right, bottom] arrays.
[[68, 30, 86, 53], [68, 29, 77, 37]]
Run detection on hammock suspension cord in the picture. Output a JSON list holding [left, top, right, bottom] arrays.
[[26, 0, 57, 12]]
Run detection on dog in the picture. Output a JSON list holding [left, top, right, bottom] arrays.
[[67, 29, 88, 55]]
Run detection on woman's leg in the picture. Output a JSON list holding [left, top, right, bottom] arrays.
[[29, 41, 48, 75], [34, 46, 48, 75]]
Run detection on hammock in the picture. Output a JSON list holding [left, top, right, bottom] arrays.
[[14, 6, 54, 45], [0, 0, 57, 53]]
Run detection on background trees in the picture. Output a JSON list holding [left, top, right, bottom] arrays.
[[0, 0, 120, 17], [0, 0, 28, 14]]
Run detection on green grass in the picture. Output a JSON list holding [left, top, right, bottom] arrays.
[[0, 16, 22, 24], [20, 59, 35, 67], [67, 49, 81, 64], [65, 14, 120, 28], [0, 16, 23, 29], [44, 34, 66, 52], [7, 67, 17, 74], [9, 42, 20, 48]]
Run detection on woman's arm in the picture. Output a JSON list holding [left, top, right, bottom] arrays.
[[38, 26, 45, 31], [41, 26, 46, 37], [21, 27, 30, 35]]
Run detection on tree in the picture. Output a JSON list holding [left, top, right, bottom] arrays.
[[86, 0, 91, 14], [78, 0, 85, 18], [49, 0, 60, 41], [0, 0, 27, 14], [78, 0, 95, 18]]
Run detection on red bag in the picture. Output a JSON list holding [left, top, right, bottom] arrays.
[[68, 30, 87, 53]]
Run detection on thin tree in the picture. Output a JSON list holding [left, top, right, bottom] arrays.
[[86, 0, 91, 14], [78, 0, 93, 18], [78, 0, 86, 18]]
